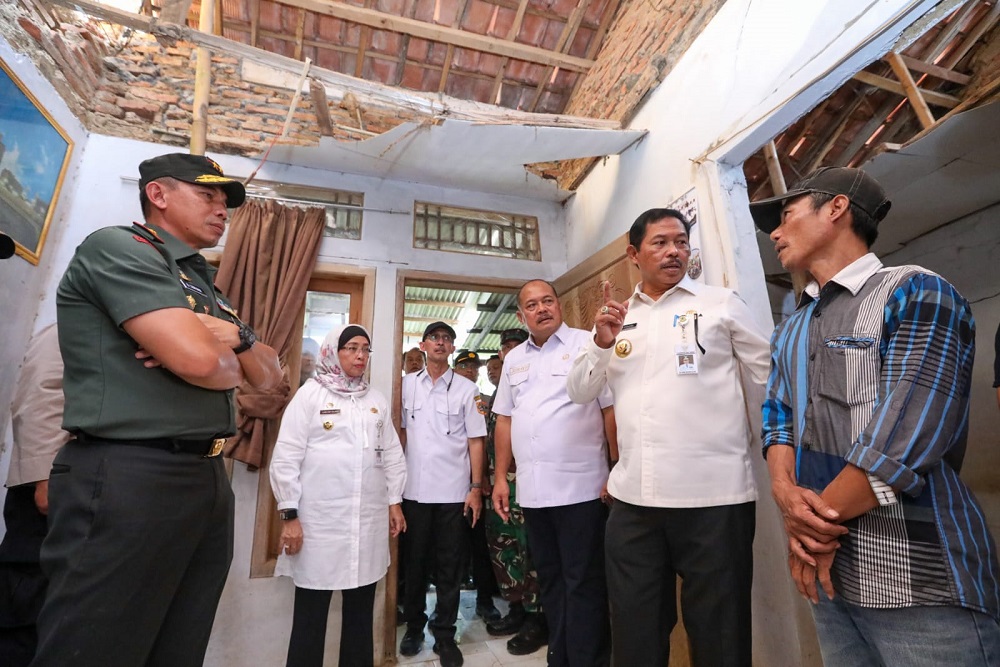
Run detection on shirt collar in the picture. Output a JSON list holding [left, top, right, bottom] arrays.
[[139, 223, 202, 261], [527, 321, 569, 349], [801, 253, 883, 304], [631, 274, 701, 305]]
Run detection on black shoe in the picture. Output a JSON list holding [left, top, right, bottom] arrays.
[[476, 599, 502, 624], [506, 613, 548, 656], [433, 637, 464, 667], [396, 606, 405, 626], [486, 602, 526, 636], [399, 628, 423, 656]]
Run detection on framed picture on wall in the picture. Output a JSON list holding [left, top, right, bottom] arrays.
[[0, 57, 73, 265]]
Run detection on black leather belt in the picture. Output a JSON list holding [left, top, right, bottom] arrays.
[[74, 431, 227, 457]]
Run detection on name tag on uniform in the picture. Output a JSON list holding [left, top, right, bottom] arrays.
[[675, 344, 698, 375], [320, 408, 340, 415], [508, 363, 530, 375], [622, 322, 637, 331]]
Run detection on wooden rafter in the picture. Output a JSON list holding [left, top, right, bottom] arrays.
[[566, 0, 621, 106], [851, 71, 961, 108], [895, 54, 970, 85], [213, 0, 223, 35], [763, 140, 786, 194], [438, 0, 470, 93], [940, 1, 1000, 69], [528, 0, 591, 112], [274, 0, 595, 72], [354, 0, 372, 78], [40, 0, 625, 129], [923, 0, 980, 62], [480, 0, 602, 31], [393, 0, 422, 87], [802, 95, 866, 173], [886, 52, 936, 129], [489, 0, 529, 104], [293, 9, 306, 60], [249, 0, 259, 46], [833, 98, 898, 167]]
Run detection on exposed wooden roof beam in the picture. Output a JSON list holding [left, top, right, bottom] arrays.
[[529, 0, 590, 112], [275, 0, 594, 72], [489, 0, 529, 104], [568, 0, 620, 103], [833, 98, 898, 167], [354, 0, 372, 78], [480, 0, 602, 31], [923, 0, 980, 62], [762, 140, 786, 195], [851, 71, 960, 108], [293, 9, 306, 60], [941, 2, 1000, 69], [894, 53, 970, 85], [438, 0, 470, 93], [886, 52, 936, 129], [249, 0, 260, 46], [43, 0, 621, 128], [802, 95, 866, 173]]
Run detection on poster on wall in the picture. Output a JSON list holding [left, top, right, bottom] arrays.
[[667, 188, 702, 281], [0, 57, 74, 265]]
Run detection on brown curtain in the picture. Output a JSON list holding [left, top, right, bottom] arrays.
[[215, 198, 326, 470]]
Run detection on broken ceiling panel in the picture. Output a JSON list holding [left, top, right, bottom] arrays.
[[263, 117, 645, 200]]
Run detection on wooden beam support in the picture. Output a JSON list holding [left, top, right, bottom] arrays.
[[438, 0, 470, 93], [489, 0, 529, 104], [851, 70, 960, 108], [895, 53, 970, 85], [886, 52, 935, 130], [250, 0, 260, 47], [567, 0, 620, 103], [762, 140, 785, 196], [293, 9, 306, 60], [354, 0, 372, 78], [803, 95, 866, 174], [213, 0, 223, 35], [309, 77, 334, 136], [275, 0, 595, 72], [833, 98, 898, 167], [942, 2, 1000, 69], [922, 0, 980, 63], [191, 0, 215, 155], [528, 0, 590, 112], [40, 0, 624, 129]]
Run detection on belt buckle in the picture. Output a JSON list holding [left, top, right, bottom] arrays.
[[206, 438, 226, 458]]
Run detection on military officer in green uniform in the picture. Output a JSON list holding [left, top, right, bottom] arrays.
[[31, 153, 283, 667], [483, 328, 546, 655]]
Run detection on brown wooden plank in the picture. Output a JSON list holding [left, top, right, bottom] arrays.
[[438, 0, 470, 94], [529, 0, 591, 111], [250, 0, 260, 46], [886, 52, 935, 130], [309, 78, 334, 136], [489, 0, 530, 104], [896, 53, 970, 85], [851, 70, 960, 108], [275, 0, 594, 72], [294, 8, 306, 60]]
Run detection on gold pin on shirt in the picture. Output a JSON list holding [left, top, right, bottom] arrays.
[[615, 339, 633, 358], [323, 421, 333, 430], [186, 295, 197, 310]]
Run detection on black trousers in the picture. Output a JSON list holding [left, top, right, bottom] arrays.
[[30, 441, 234, 667], [0, 484, 49, 667], [469, 509, 497, 604], [402, 500, 468, 639], [286, 583, 377, 667], [522, 499, 609, 667], [605, 501, 755, 667]]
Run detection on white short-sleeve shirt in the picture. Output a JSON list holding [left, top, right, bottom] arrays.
[[401, 369, 488, 503], [492, 323, 612, 508]]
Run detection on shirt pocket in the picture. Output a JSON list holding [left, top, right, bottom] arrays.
[[435, 395, 465, 433], [815, 334, 879, 407]]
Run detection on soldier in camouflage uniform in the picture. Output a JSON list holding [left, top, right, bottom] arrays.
[[483, 328, 546, 656]]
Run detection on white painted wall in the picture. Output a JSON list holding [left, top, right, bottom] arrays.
[[0, 34, 89, 482], [562, 1, 946, 664]]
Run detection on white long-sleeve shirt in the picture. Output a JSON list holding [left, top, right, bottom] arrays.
[[567, 277, 770, 508], [492, 323, 612, 508], [270, 381, 406, 590]]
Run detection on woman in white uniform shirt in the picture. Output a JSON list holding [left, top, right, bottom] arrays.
[[270, 324, 407, 667]]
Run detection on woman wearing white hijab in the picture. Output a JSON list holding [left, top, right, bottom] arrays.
[[270, 324, 406, 667]]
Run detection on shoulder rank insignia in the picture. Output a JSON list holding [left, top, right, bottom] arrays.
[[134, 222, 164, 243], [132, 234, 153, 246], [187, 295, 197, 309], [179, 270, 192, 281]]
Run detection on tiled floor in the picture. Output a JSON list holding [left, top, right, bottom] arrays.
[[394, 590, 547, 667]]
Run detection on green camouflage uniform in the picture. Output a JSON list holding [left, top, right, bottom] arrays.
[[484, 400, 541, 612]]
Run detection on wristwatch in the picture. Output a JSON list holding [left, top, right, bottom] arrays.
[[233, 321, 257, 355], [278, 508, 298, 521]]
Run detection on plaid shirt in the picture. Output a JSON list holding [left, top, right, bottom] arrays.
[[763, 253, 1000, 619]]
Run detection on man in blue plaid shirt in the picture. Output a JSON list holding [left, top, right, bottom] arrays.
[[751, 167, 1000, 666]]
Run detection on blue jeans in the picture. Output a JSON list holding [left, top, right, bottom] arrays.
[[813, 589, 1000, 666]]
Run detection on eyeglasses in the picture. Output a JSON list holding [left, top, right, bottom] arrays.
[[426, 333, 454, 343], [342, 345, 372, 356]]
